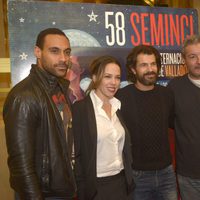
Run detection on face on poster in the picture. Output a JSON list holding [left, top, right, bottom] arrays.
[[8, 0, 198, 101]]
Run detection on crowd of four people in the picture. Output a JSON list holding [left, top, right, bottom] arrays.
[[3, 28, 200, 200]]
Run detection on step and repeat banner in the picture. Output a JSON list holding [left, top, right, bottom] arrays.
[[8, 0, 198, 102]]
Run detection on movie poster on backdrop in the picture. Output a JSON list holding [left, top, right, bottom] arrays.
[[8, 1, 198, 102]]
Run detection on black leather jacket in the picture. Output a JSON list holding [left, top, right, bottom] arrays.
[[3, 65, 76, 200]]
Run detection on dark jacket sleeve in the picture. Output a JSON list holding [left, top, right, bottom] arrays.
[[3, 92, 43, 200], [72, 101, 86, 200], [166, 83, 175, 129]]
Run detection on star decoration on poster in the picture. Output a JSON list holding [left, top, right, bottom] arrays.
[[87, 10, 98, 22], [19, 17, 25, 23], [19, 52, 28, 60]]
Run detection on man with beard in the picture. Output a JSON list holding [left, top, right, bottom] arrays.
[[167, 35, 200, 200], [116, 45, 177, 200], [3, 28, 76, 200]]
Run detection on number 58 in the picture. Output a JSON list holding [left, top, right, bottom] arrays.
[[105, 11, 126, 46]]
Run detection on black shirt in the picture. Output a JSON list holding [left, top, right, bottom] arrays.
[[116, 84, 174, 170]]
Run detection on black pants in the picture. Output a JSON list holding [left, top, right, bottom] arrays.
[[15, 193, 74, 200], [94, 170, 132, 200]]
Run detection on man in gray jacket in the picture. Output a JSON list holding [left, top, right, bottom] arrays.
[[168, 35, 200, 200]]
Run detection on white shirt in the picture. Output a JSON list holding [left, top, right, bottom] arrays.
[[188, 74, 200, 88], [90, 90, 125, 177]]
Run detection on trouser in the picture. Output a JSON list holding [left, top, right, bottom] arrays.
[[178, 174, 200, 200], [15, 193, 74, 200], [45, 198, 74, 200], [132, 165, 178, 200], [93, 170, 132, 200]]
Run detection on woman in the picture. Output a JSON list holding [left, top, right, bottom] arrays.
[[72, 55, 134, 200]]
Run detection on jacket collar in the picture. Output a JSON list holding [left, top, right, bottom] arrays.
[[30, 64, 70, 93]]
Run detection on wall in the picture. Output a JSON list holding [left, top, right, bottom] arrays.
[[0, 116, 14, 200], [193, 0, 200, 31], [0, 0, 6, 57]]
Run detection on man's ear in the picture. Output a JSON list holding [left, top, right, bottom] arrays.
[[34, 46, 41, 59], [130, 67, 136, 75], [182, 57, 186, 65]]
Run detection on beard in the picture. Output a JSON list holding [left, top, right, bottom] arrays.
[[136, 71, 158, 86]]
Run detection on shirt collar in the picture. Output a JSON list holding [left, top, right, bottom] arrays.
[[31, 64, 70, 93], [188, 74, 200, 88], [90, 90, 121, 114]]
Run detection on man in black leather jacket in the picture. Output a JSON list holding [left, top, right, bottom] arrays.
[[3, 28, 76, 200]]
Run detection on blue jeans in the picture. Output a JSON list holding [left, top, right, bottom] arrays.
[[132, 165, 177, 200], [178, 174, 200, 200]]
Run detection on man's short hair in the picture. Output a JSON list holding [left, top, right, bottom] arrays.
[[182, 35, 200, 58], [36, 28, 69, 49]]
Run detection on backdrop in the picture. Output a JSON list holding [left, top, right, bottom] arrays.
[[8, 0, 199, 102]]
